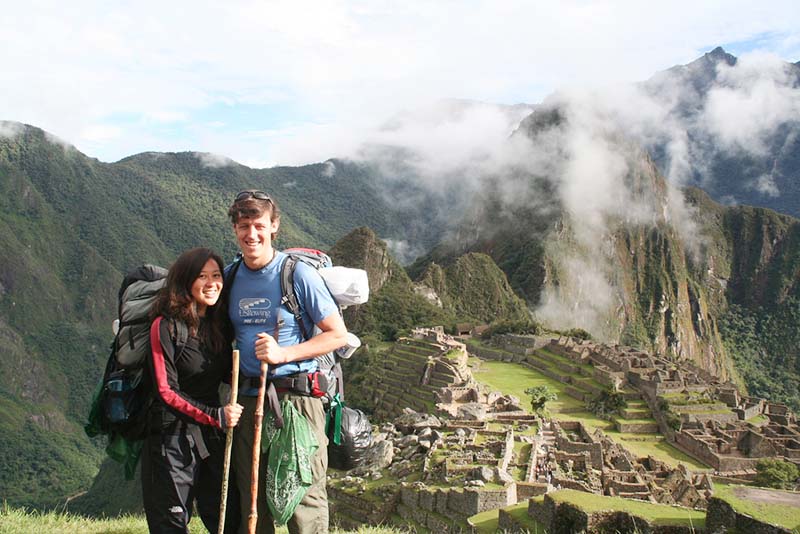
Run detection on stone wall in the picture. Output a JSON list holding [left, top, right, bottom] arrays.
[[706, 496, 792, 534], [554, 422, 604, 466], [398, 483, 516, 524], [328, 486, 398, 527], [615, 420, 660, 433], [528, 494, 704, 534], [468, 344, 525, 363]]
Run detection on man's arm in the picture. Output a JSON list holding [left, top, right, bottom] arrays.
[[254, 311, 347, 365]]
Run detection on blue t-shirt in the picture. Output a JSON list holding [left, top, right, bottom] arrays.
[[226, 251, 339, 381]]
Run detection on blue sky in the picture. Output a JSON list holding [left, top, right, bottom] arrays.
[[1, 1, 798, 168]]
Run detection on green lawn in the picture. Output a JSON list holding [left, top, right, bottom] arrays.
[[746, 414, 769, 425], [469, 501, 548, 534], [713, 483, 800, 531], [550, 489, 705, 528], [0, 507, 409, 534], [473, 361, 710, 470]]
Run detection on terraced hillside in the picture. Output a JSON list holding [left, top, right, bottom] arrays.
[[358, 332, 472, 420]]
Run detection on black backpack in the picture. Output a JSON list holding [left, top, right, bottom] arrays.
[[86, 265, 188, 443]]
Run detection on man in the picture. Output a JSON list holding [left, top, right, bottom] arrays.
[[225, 190, 347, 534]]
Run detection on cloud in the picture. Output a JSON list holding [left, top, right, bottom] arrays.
[[0, 121, 23, 139], [321, 161, 336, 177], [751, 174, 781, 197], [2, 2, 800, 163], [702, 52, 800, 155], [195, 152, 237, 168]]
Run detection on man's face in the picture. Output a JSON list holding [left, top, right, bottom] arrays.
[[234, 213, 280, 267]]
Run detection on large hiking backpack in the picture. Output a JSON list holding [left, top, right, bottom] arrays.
[[277, 249, 373, 470], [85, 265, 187, 444]]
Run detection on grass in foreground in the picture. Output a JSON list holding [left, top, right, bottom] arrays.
[[0, 507, 407, 534], [550, 489, 706, 528], [713, 483, 800, 531]]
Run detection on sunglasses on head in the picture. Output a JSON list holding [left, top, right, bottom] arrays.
[[234, 190, 271, 202]]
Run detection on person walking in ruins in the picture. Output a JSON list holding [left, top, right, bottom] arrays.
[[225, 191, 347, 534]]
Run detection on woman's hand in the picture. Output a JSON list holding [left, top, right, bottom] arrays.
[[224, 403, 244, 428]]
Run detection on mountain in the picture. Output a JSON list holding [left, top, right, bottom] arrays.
[[642, 46, 800, 218], [409, 103, 800, 406]]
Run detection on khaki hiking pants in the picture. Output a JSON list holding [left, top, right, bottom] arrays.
[[233, 393, 329, 534]]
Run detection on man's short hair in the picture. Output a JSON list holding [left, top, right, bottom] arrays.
[[228, 191, 281, 240]]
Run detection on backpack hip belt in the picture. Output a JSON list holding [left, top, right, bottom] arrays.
[[239, 372, 329, 398]]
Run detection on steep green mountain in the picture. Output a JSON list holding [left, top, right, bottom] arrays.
[[414, 252, 530, 323], [328, 226, 455, 340]]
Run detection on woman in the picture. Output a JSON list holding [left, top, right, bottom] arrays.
[[143, 247, 243, 533]]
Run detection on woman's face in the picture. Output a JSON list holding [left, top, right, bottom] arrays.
[[190, 258, 223, 316]]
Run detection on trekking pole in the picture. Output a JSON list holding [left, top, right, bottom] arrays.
[[217, 349, 240, 534], [248, 359, 268, 534]]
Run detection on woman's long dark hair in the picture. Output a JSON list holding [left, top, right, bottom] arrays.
[[150, 247, 228, 355]]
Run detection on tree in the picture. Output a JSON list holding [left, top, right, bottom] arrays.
[[754, 458, 799, 490], [525, 386, 557, 415], [586, 390, 627, 420]]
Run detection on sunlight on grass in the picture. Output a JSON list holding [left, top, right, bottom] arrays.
[[550, 489, 705, 527], [713, 483, 800, 530]]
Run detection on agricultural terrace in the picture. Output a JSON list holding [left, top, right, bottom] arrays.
[[549, 489, 706, 528], [712, 483, 800, 531]]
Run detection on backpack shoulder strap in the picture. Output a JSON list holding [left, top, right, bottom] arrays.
[[172, 319, 189, 359], [280, 255, 310, 341]]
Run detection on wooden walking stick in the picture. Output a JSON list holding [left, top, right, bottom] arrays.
[[248, 359, 268, 534], [217, 349, 240, 534], [248, 315, 282, 534]]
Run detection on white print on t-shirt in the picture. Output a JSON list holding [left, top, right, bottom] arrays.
[[238, 297, 272, 324]]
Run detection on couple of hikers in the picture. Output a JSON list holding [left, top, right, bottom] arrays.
[[144, 191, 345, 533]]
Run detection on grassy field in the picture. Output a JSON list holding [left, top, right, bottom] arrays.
[[472, 360, 710, 470], [550, 489, 706, 528], [0, 507, 408, 534], [713, 483, 800, 531], [469, 501, 548, 534]]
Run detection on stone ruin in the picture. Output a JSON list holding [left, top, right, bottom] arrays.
[[327, 327, 800, 533], [527, 336, 800, 476]]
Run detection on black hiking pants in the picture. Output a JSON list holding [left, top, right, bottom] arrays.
[[141, 422, 239, 533]]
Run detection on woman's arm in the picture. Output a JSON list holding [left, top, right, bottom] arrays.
[[149, 316, 227, 429]]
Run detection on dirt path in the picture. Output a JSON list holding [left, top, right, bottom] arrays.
[[733, 486, 800, 506]]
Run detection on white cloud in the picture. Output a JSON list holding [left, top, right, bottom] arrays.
[[0, 121, 23, 138], [1, 1, 799, 163], [195, 152, 237, 168], [703, 52, 800, 154], [751, 174, 781, 197], [321, 161, 336, 177]]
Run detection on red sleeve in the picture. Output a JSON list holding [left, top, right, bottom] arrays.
[[149, 316, 223, 429]]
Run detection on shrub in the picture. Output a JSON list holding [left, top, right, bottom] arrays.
[[525, 386, 557, 415], [754, 458, 799, 490], [586, 390, 627, 420]]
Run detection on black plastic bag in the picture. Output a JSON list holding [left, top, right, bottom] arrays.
[[327, 402, 372, 470]]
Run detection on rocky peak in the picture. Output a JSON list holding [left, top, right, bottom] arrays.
[[328, 226, 394, 293]]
